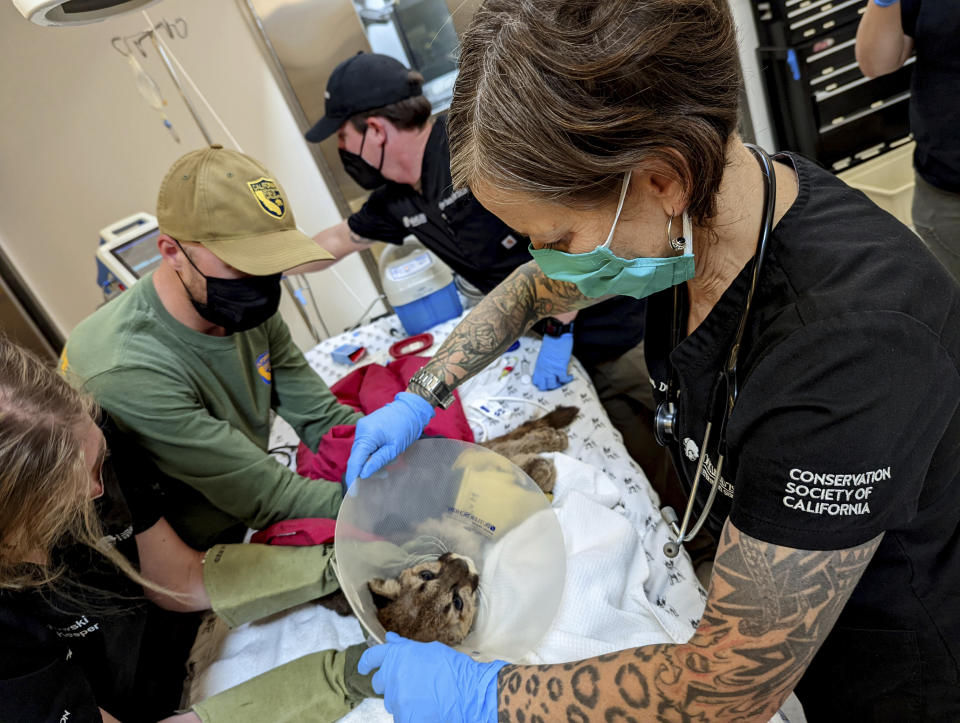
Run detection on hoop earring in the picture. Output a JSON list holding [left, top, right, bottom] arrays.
[[667, 213, 686, 252]]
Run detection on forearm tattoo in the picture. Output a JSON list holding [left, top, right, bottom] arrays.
[[497, 524, 882, 722], [422, 261, 592, 387], [349, 231, 375, 245]]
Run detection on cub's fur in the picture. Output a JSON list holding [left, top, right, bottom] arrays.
[[480, 405, 579, 492], [368, 552, 479, 646]]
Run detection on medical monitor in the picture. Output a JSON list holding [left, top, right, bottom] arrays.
[[96, 212, 163, 289]]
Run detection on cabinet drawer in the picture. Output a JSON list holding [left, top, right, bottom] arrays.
[[806, 37, 858, 85], [818, 93, 911, 169], [785, 0, 865, 44], [815, 62, 914, 126]]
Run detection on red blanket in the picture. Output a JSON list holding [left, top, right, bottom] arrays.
[[296, 355, 474, 482]]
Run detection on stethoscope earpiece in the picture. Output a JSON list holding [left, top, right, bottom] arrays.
[[661, 505, 682, 558]]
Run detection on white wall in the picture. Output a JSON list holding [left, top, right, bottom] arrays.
[[728, 0, 776, 152], [0, 0, 384, 349]]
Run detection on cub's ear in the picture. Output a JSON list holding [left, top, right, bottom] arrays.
[[368, 578, 399, 609]]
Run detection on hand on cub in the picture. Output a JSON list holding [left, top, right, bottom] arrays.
[[358, 632, 507, 723]]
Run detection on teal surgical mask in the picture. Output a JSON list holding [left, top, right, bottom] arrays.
[[529, 171, 695, 299]]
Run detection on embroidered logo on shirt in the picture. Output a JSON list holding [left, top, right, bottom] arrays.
[[99, 524, 133, 548], [501, 234, 518, 250], [437, 187, 469, 210], [247, 178, 286, 219], [53, 615, 100, 639], [257, 351, 272, 385], [782, 466, 887, 517], [682, 437, 735, 498], [402, 212, 428, 228]]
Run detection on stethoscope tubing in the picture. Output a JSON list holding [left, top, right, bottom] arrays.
[[661, 144, 777, 558]]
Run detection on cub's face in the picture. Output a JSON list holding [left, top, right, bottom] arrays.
[[368, 552, 479, 646]]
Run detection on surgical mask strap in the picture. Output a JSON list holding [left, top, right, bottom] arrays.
[[600, 170, 632, 250], [358, 124, 385, 172], [176, 239, 207, 279]]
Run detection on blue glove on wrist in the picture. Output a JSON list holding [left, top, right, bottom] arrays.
[[344, 392, 436, 488], [532, 331, 575, 390], [358, 632, 508, 723], [873, 0, 898, 6]]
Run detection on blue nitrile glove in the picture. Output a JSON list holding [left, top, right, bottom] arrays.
[[873, 0, 898, 6], [345, 392, 435, 488], [358, 632, 508, 723], [532, 331, 575, 390]]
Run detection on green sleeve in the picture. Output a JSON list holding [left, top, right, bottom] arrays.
[[202, 543, 340, 628], [267, 317, 361, 451], [85, 367, 343, 532], [191, 644, 376, 723]]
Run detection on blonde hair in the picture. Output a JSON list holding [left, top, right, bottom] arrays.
[[0, 338, 149, 593], [448, 0, 743, 225]]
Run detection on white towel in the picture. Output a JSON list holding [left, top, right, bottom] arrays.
[[527, 453, 701, 663]]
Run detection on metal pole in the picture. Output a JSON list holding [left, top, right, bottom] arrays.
[[150, 32, 214, 145], [282, 277, 320, 344]]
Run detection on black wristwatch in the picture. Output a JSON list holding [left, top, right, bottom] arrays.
[[543, 317, 574, 337], [408, 368, 456, 409]]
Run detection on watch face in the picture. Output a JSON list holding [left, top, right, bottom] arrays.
[[412, 370, 454, 408]]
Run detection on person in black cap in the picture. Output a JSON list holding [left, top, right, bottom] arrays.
[[300, 52, 672, 496]]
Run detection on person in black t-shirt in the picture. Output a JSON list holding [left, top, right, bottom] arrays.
[[345, 2, 960, 721], [298, 52, 673, 493], [0, 340, 374, 723], [856, 0, 960, 283]]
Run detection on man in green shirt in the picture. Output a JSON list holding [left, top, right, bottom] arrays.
[[62, 145, 361, 548]]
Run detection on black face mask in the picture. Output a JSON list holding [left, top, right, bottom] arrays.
[[339, 125, 387, 190], [175, 242, 282, 333]]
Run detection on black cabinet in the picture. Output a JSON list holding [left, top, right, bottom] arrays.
[[753, 0, 913, 172]]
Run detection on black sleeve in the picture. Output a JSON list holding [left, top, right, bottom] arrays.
[[346, 189, 408, 245], [901, 0, 919, 37], [728, 312, 959, 550], [101, 416, 167, 534], [0, 610, 103, 723]]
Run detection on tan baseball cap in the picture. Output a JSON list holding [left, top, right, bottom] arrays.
[[156, 145, 334, 275]]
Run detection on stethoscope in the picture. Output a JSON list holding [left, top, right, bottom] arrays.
[[655, 144, 777, 558]]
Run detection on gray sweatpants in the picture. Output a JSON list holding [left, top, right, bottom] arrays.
[[912, 172, 960, 284]]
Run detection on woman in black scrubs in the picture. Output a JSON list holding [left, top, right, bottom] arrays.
[[0, 340, 372, 722], [348, 0, 960, 720]]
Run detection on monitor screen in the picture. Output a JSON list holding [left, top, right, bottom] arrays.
[[112, 228, 162, 279]]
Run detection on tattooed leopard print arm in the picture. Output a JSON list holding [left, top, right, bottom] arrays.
[[496, 520, 882, 723], [421, 261, 599, 389]]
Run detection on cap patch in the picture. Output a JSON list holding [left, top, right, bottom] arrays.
[[247, 177, 286, 219]]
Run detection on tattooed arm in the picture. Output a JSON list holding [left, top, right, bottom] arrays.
[[498, 521, 882, 723], [290, 219, 378, 274], [420, 260, 601, 388]]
